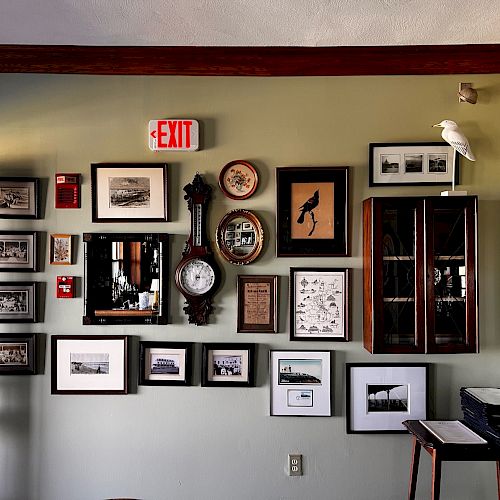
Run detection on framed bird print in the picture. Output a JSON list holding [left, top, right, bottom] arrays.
[[276, 167, 348, 257], [369, 142, 459, 186]]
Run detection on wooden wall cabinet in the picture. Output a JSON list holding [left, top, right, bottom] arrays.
[[363, 196, 478, 354]]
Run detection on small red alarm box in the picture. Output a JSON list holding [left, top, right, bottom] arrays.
[[55, 174, 80, 208], [57, 276, 75, 298]]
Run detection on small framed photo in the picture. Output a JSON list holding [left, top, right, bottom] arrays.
[[237, 275, 278, 333], [276, 167, 348, 257], [290, 267, 349, 341], [202, 343, 255, 387], [0, 231, 38, 272], [0, 282, 37, 322], [0, 333, 36, 375], [139, 341, 192, 386], [270, 350, 332, 416], [219, 160, 259, 200], [49, 234, 73, 265], [369, 142, 459, 186], [346, 363, 429, 433], [51, 335, 128, 395], [0, 177, 40, 219], [91, 163, 168, 222]]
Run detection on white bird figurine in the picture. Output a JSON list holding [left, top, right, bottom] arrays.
[[432, 120, 475, 161]]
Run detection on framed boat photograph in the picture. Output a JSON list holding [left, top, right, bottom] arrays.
[[0, 177, 40, 219], [0, 333, 36, 375], [0, 282, 37, 323], [0, 231, 38, 272], [49, 234, 73, 265]]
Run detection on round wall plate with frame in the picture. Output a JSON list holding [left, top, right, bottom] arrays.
[[218, 160, 258, 200]]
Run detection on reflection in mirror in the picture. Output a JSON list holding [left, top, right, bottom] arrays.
[[224, 217, 256, 257]]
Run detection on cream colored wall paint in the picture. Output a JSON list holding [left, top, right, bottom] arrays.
[[0, 74, 498, 500]]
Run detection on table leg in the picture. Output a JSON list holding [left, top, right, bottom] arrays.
[[431, 452, 442, 500], [408, 436, 421, 500], [496, 461, 500, 500]]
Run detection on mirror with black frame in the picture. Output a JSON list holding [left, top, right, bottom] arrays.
[[83, 233, 168, 324]]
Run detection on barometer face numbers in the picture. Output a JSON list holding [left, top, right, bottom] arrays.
[[179, 259, 216, 296], [193, 203, 202, 247]]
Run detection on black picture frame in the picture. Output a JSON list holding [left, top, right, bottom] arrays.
[[276, 166, 348, 257], [0, 177, 40, 219], [0, 281, 37, 323], [0, 333, 36, 375], [0, 231, 38, 272]]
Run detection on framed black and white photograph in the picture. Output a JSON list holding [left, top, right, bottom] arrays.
[[0, 177, 40, 219], [369, 143, 459, 186], [49, 234, 73, 265], [51, 335, 128, 394], [290, 268, 349, 341], [139, 341, 192, 386], [0, 282, 37, 322], [270, 350, 332, 416], [91, 163, 168, 222], [0, 333, 36, 374], [202, 343, 255, 387], [346, 363, 429, 433], [0, 231, 38, 271]]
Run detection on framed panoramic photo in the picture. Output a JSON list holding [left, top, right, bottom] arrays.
[[139, 341, 192, 386], [369, 142, 459, 186], [51, 335, 128, 395], [0, 177, 40, 219], [346, 363, 429, 433], [0, 231, 38, 272], [91, 163, 168, 222], [49, 234, 73, 265], [290, 268, 349, 341], [218, 160, 259, 200], [270, 350, 332, 416], [237, 275, 278, 333], [276, 167, 348, 257], [0, 333, 36, 375], [0, 282, 37, 323], [202, 343, 255, 387]]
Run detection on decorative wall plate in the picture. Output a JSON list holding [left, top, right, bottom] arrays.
[[218, 160, 258, 200]]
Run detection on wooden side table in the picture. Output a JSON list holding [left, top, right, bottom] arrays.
[[403, 420, 500, 500]]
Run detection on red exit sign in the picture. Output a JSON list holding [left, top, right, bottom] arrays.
[[149, 119, 199, 151]]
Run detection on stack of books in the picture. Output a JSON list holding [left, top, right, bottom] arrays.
[[460, 387, 500, 446]]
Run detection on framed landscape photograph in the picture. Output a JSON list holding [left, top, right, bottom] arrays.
[[0, 177, 40, 219], [51, 335, 128, 395], [0, 333, 36, 375], [91, 163, 168, 222], [237, 275, 278, 333], [290, 268, 349, 341], [202, 343, 255, 387], [0, 231, 38, 271], [139, 341, 192, 386], [0, 282, 37, 323], [369, 142, 459, 186], [276, 167, 348, 257], [49, 234, 73, 265], [346, 363, 429, 433], [270, 350, 332, 416]]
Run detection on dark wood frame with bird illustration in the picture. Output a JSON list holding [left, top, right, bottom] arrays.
[[369, 142, 459, 187], [276, 167, 348, 257]]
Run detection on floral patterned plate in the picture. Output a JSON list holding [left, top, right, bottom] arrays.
[[219, 160, 258, 200]]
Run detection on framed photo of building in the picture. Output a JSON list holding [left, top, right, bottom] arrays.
[[290, 268, 349, 341], [0, 177, 40, 219], [369, 143, 459, 186], [91, 163, 168, 222], [139, 341, 193, 386], [346, 363, 429, 433], [270, 350, 332, 416], [0, 333, 36, 375], [202, 343, 255, 387], [0, 231, 38, 271], [51, 335, 128, 395], [276, 167, 348, 257], [0, 282, 37, 323], [49, 234, 73, 265]]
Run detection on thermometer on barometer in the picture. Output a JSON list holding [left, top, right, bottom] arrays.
[[193, 203, 202, 247]]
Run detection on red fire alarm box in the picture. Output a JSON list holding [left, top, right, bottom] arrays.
[[57, 276, 75, 298], [55, 173, 80, 208]]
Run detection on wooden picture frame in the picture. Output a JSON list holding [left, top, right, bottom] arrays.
[[237, 275, 278, 333], [49, 234, 73, 265], [51, 335, 128, 395], [218, 160, 258, 200], [0, 177, 40, 219], [276, 167, 348, 257], [0, 282, 37, 323], [0, 333, 36, 375], [91, 163, 168, 222], [0, 231, 38, 272]]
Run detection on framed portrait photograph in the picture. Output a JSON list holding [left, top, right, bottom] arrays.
[[91, 163, 168, 222], [218, 160, 259, 200], [0, 231, 38, 272], [139, 341, 192, 386], [49, 234, 73, 265], [237, 275, 278, 333], [51, 335, 128, 395], [0, 177, 40, 219], [369, 142, 459, 186], [276, 167, 348, 257], [0, 333, 36, 375], [270, 350, 332, 416], [0, 282, 37, 323], [346, 363, 429, 433], [290, 268, 349, 341], [202, 343, 255, 387]]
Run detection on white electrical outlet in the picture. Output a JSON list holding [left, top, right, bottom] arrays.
[[288, 454, 303, 476]]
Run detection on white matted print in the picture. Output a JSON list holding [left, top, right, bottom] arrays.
[[146, 348, 185, 382], [207, 349, 249, 383]]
